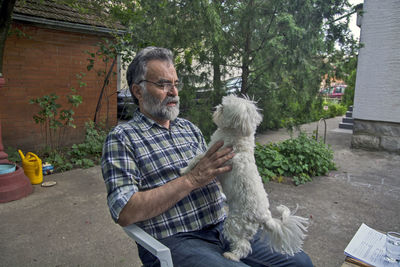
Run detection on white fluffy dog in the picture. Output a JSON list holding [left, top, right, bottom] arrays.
[[183, 95, 308, 261]]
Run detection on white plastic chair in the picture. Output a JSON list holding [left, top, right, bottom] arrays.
[[123, 224, 173, 267]]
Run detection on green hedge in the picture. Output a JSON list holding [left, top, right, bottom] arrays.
[[255, 133, 336, 185]]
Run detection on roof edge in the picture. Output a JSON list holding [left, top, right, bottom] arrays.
[[12, 13, 125, 36]]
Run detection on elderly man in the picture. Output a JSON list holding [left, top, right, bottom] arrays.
[[101, 47, 313, 267]]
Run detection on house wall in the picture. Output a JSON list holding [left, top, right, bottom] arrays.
[[352, 0, 400, 154], [0, 22, 118, 151]]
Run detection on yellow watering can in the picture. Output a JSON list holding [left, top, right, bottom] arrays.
[[18, 150, 43, 185]]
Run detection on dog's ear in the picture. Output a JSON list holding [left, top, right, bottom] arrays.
[[238, 116, 253, 136], [212, 104, 224, 127], [249, 104, 263, 128], [237, 104, 263, 136], [238, 96, 263, 136]]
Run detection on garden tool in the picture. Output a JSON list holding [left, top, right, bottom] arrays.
[[18, 150, 43, 184]]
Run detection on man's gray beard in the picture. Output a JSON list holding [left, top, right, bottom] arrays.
[[141, 89, 180, 121]]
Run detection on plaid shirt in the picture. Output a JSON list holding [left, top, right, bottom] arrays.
[[101, 110, 226, 239]]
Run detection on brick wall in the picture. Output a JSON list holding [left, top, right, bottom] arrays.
[[0, 22, 117, 151]]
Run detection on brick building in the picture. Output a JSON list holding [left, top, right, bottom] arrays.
[[0, 0, 121, 150]]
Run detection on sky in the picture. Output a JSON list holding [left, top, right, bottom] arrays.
[[348, 0, 364, 39]]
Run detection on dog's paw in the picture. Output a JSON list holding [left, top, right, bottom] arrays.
[[223, 252, 240, 262]]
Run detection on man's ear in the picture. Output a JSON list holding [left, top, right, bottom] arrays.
[[131, 84, 142, 102]]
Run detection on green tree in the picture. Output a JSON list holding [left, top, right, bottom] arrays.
[[340, 55, 357, 108], [209, 0, 358, 131], [61, 0, 360, 137]]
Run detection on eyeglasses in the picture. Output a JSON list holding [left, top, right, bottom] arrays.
[[138, 80, 183, 92]]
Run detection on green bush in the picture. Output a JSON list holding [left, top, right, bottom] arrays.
[[37, 121, 108, 172], [67, 121, 107, 168], [255, 132, 336, 185], [44, 149, 73, 172], [320, 100, 347, 119], [4, 146, 21, 164]]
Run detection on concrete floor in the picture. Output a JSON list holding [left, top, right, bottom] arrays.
[[1, 116, 399, 267]]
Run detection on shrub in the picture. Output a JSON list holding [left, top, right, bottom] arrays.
[[255, 132, 336, 185], [320, 100, 347, 119], [44, 149, 73, 172], [4, 146, 21, 164], [29, 81, 83, 150], [37, 121, 108, 172], [67, 121, 107, 168]]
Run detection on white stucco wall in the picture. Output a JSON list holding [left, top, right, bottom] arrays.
[[353, 0, 400, 123]]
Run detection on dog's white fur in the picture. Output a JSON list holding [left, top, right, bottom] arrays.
[[183, 95, 308, 261]]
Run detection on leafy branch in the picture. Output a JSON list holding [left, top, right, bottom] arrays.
[[29, 73, 84, 149]]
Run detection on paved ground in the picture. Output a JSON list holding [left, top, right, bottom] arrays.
[[1, 116, 399, 267]]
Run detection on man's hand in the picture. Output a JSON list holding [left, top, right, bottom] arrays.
[[185, 141, 234, 188], [118, 141, 234, 226]]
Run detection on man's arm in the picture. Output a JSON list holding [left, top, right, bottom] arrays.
[[117, 141, 233, 226]]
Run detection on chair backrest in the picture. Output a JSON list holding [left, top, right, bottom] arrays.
[[123, 224, 173, 267]]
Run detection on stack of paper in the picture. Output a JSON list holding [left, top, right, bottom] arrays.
[[344, 223, 399, 267]]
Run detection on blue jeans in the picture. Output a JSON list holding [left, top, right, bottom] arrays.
[[138, 222, 313, 267]]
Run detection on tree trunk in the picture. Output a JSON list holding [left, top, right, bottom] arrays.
[[240, 0, 254, 95], [212, 44, 223, 103], [0, 0, 17, 75]]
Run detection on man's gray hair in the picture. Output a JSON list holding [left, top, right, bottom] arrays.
[[126, 47, 174, 105]]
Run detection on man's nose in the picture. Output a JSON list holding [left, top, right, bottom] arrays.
[[167, 85, 178, 96]]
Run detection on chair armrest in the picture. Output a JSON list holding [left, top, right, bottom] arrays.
[[123, 224, 173, 267]]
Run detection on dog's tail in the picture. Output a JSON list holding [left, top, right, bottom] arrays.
[[261, 205, 309, 256]]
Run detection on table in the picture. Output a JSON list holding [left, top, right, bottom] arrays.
[[341, 256, 375, 267]]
